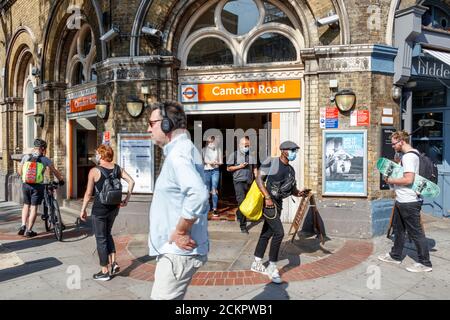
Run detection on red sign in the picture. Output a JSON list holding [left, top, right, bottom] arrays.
[[351, 109, 370, 126], [103, 131, 111, 144], [69, 94, 97, 113], [326, 107, 339, 119]]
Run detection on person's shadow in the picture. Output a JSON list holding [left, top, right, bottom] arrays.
[[251, 282, 290, 300]]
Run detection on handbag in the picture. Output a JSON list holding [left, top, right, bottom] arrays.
[[238, 181, 264, 221], [238, 158, 277, 221]]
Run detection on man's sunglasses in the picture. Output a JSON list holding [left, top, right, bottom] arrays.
[[148, 119, 162, 128]]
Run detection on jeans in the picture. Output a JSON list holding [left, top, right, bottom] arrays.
[[254, 201, 284, 262], [204, 168, 220, 210], [390, 201, 432, 267], [92, 210, 118, 267], [233, 181, 251, 230]]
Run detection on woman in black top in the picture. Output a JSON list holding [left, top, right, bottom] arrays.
[[80, 144, 135, 281]]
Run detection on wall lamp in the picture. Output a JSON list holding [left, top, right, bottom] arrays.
[[33, 113, 44, 128], [334, 89, 356, 112], [126, 96, 144, 118], [96, 101, 110, 119]]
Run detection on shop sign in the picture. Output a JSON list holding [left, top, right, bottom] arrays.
[[322, 130, 367, 197], [320, 107, 339, 129], [181, 79, 301, 103], [350, 109, 370, 127], [118, 133, 154, 194], [66, 87, 97, 114], [413, 58, 450, 80]]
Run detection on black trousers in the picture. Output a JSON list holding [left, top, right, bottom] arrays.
[[233, 181, 251, 230], [92, 210, 118, 267], [254, 201, 284, 262], [390, 201, 432, 267]]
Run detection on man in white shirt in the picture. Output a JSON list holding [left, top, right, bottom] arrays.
[[378, 130, 432, 273]]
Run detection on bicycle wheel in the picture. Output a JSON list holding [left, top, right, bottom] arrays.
[[52, 200, 63, 241]]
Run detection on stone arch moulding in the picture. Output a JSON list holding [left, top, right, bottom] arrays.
[[131, 0, 350, 57], [4, 26, 38, 98], [385, 0, 401, 45], [39, 0, 105, 82]]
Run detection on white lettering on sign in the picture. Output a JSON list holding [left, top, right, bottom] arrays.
[[211, 84, 287, 96], [258, 84, 285, 94], [417, 59, 450, 80]]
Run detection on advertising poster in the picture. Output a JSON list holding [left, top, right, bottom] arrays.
[[323, 130, 367, 196], [118, 133, 154, 194]]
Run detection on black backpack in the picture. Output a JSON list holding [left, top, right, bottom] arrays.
[[95, 165, 123, 205], [405, 150, 439, 184]]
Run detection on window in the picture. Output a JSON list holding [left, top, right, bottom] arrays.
[[221, 0, 259, 35], [180, 0, 301, 68], [67, 24, 96, 86], [187, 38, 234, 66], [247, 32, 296, 63], [412, 88, 446, 108], [412, 112, 444, 164], [23, 79, 36, 150]]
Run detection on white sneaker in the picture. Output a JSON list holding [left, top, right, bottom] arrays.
[[265, 264, 282, 284], [378, 253, 401, 265], [251, 260, 266, 274], [406, 263, 432, 273]]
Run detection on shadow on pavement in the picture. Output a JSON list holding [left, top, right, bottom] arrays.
[[251, 282, 290, 300], [0, 257, 63, 283]]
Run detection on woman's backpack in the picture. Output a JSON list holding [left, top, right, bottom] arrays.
[[95, 165, 123, 205]]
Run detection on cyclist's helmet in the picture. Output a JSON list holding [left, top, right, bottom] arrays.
[[34, 138, 47, 149]]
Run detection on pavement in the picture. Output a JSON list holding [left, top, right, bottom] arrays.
[[1, 200, 450, 300]]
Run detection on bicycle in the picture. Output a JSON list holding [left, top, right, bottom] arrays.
[[42, 181, 64, 241]]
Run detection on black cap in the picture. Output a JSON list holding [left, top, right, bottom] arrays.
[[280, 140, 300, 150]]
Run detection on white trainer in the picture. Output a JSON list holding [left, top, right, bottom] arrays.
[[265, 264, 282, 284], [378, 253, 401, 265], [406, 263, 432, 273], [251, 260, 266, 274]]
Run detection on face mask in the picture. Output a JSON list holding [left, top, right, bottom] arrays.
[[95, 154, 101, 163], [287, 150, 297, 161], [241, 146, 249, 154]]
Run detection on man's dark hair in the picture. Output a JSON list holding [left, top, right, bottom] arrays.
[[148, 100, 187, 130]]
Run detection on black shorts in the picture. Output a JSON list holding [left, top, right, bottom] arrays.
[[22, 183, 45, 206]]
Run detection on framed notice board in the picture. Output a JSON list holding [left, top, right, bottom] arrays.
[[380, 127, 396, 190]]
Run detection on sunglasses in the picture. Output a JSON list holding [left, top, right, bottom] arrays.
[[391, 140, 402, 146]]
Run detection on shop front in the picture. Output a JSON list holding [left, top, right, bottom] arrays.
[[179, 76, 304, 222]]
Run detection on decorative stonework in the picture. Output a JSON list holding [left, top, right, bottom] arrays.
[[319, 56, 371, 72]]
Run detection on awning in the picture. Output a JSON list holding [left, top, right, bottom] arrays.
[[424, 49, 450, 67]]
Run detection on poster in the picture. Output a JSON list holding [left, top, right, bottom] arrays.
[[323, 130, 367, 196], [350, 109, 370, 126], [118, 133, 154, 194]]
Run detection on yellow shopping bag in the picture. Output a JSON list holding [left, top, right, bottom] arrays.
[[239, 181, 263, 221]]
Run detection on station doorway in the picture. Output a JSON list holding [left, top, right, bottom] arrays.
[[187, 113, 271, 218]]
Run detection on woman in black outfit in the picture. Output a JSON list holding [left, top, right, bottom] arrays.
[[80, 144, 135, 281]]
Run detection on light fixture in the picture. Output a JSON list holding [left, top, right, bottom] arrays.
[[391, 86, 402, 101], [334, 89, 356, 112], [126, 96, 144, 118], [96, 101, 109, 119], [33, 113, 44, 128], [100, 25, 120, 42], [316, 14, 339, 27]]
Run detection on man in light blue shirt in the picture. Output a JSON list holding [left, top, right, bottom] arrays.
[[147, 101, 209, 300]]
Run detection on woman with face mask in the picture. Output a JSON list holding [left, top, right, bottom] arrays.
[[202, 136, 223, 217], [251, 141, 310, 284], [80, 144, 135, 281]]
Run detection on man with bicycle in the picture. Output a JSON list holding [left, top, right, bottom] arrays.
[[17, 138, 65, 237]]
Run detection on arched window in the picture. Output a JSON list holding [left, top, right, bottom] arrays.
[[23, 63, 36, 150], [66, 23, 96, 87], [187, 38, 234, 66], [247, 32, 296, 63], [179, 0, 302, 68]]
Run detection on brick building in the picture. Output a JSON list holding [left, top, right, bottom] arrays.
[[0, 0, 449, 238]]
